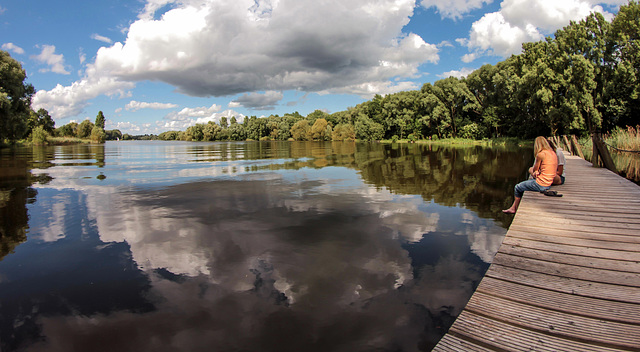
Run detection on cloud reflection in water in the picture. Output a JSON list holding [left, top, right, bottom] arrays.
[[7, 143, 512, 352]]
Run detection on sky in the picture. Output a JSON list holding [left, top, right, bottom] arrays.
[[1, 0, 627, 135]]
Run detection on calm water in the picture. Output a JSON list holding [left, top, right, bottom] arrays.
[[0, 141, 532, 352]]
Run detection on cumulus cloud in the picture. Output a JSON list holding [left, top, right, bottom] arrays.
[[125, 100, 178, 111], [461, 0, 618, 60], [2, 42, 25, 55], [93, 0, 438, 97], [91, 33, 113, 44], [32, 0, 440, 120], [32, 69, 134, 120], [159, 104, 244, 129], [421, 0, 493, 20], [31, 45, 70, 74], [230, 91, 283, 110], [439, 67, 477, 79]]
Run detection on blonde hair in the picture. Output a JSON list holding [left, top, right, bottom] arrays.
[[533, 136, 552, 155]]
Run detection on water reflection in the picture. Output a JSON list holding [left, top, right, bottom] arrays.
[[0, 141, 531, 351]]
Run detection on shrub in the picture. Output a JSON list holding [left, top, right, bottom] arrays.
[[31, 126, 49, 145], [90, 126, 107, 143]]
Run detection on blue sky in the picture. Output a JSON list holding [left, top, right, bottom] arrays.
[[1, 0, 625, 134]]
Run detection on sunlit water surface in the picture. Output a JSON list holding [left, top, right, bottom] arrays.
[[0, 141, 532, 352]]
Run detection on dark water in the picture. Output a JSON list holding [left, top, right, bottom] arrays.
[[0, 141, 532, 352]]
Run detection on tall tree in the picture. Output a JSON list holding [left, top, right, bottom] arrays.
[[95, 111, 106, 129], [0, 50, 35, 142]]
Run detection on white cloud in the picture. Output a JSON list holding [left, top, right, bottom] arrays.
[[462, 0, 617, 60], [31, 45, 70, 74], [79, 49, 86, 65], [2, 42, 25, 55], [32, 67, 134, 120], [319, 80, 419, 99], [439, 67, 477, 79], [91, 33, 113, 44], [92, 0, 437, 97], [158, 104, 243, 130], [125, 100, 179, 111], [421, 0, 493, 20], [230, 91, 283, 110], [32, 0, 440, 121]]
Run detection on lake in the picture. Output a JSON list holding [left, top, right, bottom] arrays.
[[0, 141, 532, 352]]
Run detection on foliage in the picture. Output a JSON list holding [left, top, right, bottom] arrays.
[[31, 126, 49, 145], [1, 50, 35, 143], [90, 126, 107, 143], [95, 111, 106, 129], [77, 120, 95, 139]]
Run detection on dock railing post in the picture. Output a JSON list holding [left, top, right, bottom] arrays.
[[571, 135, 584, 159], [562, 135, 573, 155], [591, 133, 617, 173]]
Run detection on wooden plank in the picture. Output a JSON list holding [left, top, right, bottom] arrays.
[[492, 252, 640, 287], [477, 277, 640, 324], [515, 208, 640, 225], [499, 242, 640, 273], [513, 218, 640, 236], [432, 334, 497, 352], [465, 292, 640, 350], [506, 229, 640, 252], [502, 236, 640, 261], [447, 311, 630, 352], [507, 224, 640, 244], [486, 264, 640, 303]]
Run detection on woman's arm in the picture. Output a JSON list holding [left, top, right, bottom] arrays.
[[531, 152, 543, 178]]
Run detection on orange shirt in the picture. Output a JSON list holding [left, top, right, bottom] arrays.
[[535, 149, 558, 187]]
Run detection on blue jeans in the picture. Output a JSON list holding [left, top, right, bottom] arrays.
[[514, 179, 549, 198]]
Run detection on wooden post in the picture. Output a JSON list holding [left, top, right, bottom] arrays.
[[592, 135, 600, 166], [592, 133, 617, 173], [571, 135, 584, 159], [562, 135, 573, 155]]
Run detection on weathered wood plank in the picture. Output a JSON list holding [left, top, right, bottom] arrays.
[[515, 208, 640, 224], [506, 229, 640, 252], [499, 242, 640, 273], [432, 335, 496, 352], [507, 224, 640, 243], [486, 264, 640, 303], [465, 292, 640, 349], [492, 252, 640, 287], [446, 311, 631, 352], [502, 236, 640, 261], [477, 277, 640, 324]]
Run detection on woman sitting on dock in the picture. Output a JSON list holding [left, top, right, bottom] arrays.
[[547, 138, 566, 185], [503, 136, 558, 214]]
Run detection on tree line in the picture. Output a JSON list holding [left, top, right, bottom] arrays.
[[3, 1, 639, 145]]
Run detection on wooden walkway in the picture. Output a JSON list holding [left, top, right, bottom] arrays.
[[433, 154, 640, 352]]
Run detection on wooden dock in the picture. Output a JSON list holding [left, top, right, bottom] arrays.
[[433, 154, 640, 352]]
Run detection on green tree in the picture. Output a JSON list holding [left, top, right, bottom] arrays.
[[90, 125, 106, 143], [355, 113, 384, 141], [95, 111, 106, 129], [310, 118, 330, 140], [1, 50, 35, 142], [77, 120, 94, 138], [331, 123, 356, 141], [28, 108, 55, 134], [290, 120, 310, 140], [56, 122, 78, 137]]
